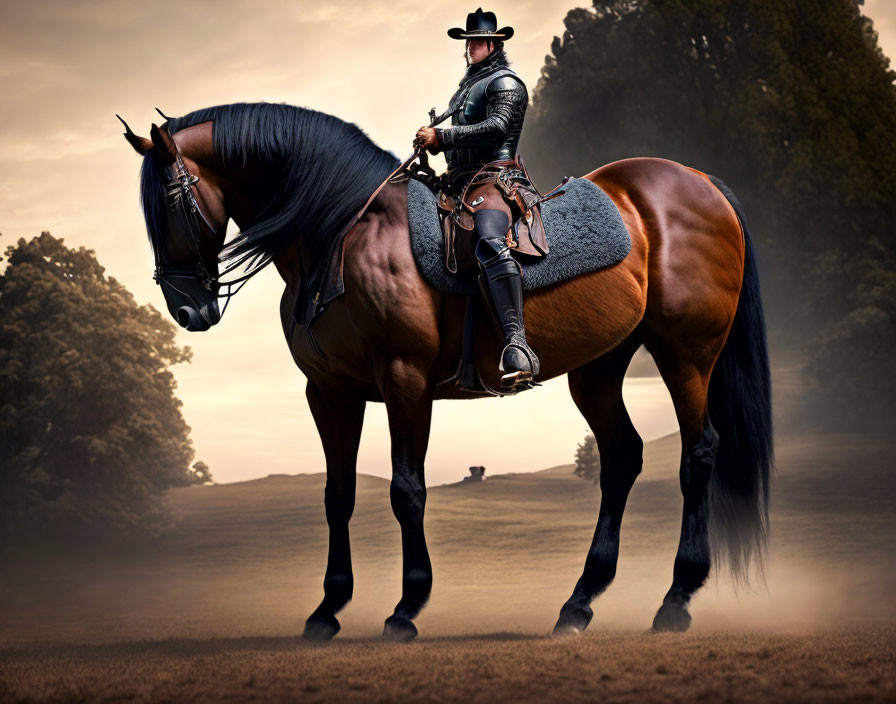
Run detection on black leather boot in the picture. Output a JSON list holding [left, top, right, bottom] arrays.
[[473, 209, 540, 390]]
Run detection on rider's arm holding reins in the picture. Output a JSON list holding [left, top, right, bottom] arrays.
[[436, 76, 527, 150]]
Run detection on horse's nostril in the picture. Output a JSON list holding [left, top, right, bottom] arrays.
[[176, 306, 194, 328], [175, 305, 211, 331]]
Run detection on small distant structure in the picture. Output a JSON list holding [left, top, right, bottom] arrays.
[[462, 466, 486, 482]]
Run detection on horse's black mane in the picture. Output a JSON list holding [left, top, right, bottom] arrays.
[[140, 102, 399, 276]]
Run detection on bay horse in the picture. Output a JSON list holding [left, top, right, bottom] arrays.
[[121, 102, 772, 641]]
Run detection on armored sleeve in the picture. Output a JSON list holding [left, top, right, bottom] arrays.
[[438, 75, 528, 150]]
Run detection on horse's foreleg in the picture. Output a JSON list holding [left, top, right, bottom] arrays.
[[381, 357, 434, 642], [302, 380, 366, 640], [649, 355, 719, 632], [554, 339, 643, 635]]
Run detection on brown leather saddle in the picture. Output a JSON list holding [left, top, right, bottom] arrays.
[[436, 156, 561, 273]]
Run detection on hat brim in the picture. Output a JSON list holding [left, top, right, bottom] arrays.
[[447, 26, 514, 40]]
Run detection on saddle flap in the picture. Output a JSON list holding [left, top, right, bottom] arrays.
[[442, 214, 458, 273], [504, 158, 550, 257], [437, 189, 476, 273], [512, 205, 549, 257], [437, 191, 475, 230]]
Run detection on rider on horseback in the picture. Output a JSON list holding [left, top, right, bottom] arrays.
[[415, 8, 539, 391]]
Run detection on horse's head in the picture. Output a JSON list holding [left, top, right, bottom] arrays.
[[120, 115, 228, 331]]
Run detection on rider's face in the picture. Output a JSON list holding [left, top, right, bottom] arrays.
[[465, 39, 493, 65]]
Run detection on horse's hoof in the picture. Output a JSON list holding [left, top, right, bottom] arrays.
[[552, 604, 593, 636], [383, 615, 418, 642], [652, 603, 691, 632], [302, 614, 340, 641], [552, 622, 583, 636]]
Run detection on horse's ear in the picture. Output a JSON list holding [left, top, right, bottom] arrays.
[[150, 123, 178, 164], [116, 114, 153, 155]]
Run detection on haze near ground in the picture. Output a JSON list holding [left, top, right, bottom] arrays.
[[2, 429, 894, 702]]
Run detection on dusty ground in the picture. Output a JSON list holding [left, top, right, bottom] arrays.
[[3, 630, 894, 703], [1, 431, 894, 702]]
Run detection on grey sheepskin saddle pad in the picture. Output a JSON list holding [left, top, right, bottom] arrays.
[[407, 176, 632, 295]]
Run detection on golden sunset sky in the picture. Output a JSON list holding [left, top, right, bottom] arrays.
[[3, 1, 894, 484]]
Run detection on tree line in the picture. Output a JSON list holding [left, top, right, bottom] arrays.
[[0, 233, 210, 549], [522, 0, 896, 430]]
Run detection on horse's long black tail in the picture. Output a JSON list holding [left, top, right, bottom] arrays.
[[706, 175, 773, 582]]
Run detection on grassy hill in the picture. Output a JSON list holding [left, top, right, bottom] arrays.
[[2, 431, 893, 648], [2, 431, 894, 702]]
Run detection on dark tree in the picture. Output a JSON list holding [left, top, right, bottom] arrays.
[[0, 232, 204, 545], [575, 433, 600, 483], [522, 0, 896, 429], [188, 461, 214, 485]]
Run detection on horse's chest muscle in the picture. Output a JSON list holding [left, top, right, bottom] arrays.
[[346, 218, 427, 325], [352, 250, 400, 317], [345, 220, 441, 358]]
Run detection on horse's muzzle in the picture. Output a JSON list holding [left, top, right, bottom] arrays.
[[176, 299, 220, 331]]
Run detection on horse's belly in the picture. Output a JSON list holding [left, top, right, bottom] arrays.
[[464, 257, 647, 390]]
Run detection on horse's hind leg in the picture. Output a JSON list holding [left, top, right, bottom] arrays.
[[553, 336, 644, 635], [647, 347, 720, 632], [302, 381, 366, 640], [381, 357, 434, 642]]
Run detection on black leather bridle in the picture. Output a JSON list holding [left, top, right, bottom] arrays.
[[155, 152, 218, 287], [154, 147, 254, 317]]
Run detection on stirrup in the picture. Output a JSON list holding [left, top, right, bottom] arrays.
[[500, 369, 536, 392], [498, 340, 541, 391]]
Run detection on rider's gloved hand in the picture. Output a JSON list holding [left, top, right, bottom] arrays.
[[414, 127, 441, 154]]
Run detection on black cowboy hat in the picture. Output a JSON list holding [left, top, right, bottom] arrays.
[[447, 8, 514, 41]]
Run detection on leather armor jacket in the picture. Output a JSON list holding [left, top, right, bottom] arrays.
[[435, 50, 527, 191]]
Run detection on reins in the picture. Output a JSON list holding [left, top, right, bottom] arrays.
[[156, 121, 437, 337], [285, 146, 431, 353]]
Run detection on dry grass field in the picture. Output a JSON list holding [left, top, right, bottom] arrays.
[[2, 431, 895, 702]]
